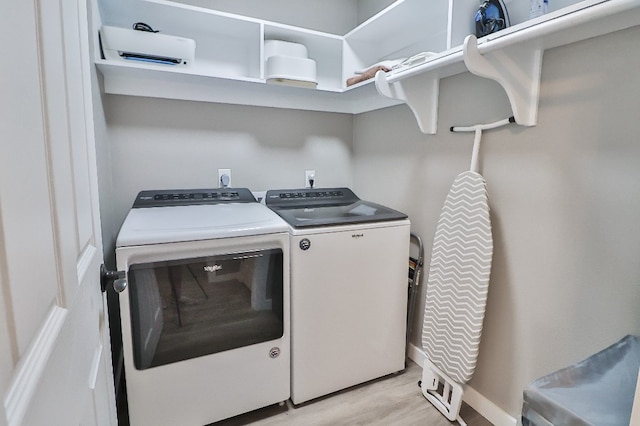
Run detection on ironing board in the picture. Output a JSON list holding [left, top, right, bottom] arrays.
[[422, 169, 492, 383], [420, 118, 511, 424]]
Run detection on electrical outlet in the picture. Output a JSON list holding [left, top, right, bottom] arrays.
[[305, 170, 315, 188], [218, 168, 231, 188]]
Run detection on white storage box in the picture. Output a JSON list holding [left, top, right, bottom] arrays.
[[101, 26, 195, 67], [264, 40, 317, 88]]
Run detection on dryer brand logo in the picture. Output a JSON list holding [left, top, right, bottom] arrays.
[[203, 264, 223, 273], [352, 233, 364, 239]]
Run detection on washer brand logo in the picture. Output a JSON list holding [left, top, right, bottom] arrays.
[[203, 264, 223, 273], [299, 239, 311, 251], [352, 233, 364, 239]]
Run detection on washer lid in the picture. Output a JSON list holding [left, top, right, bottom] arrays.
[[265, 187, 408, 228], [116, 203, 288, 247]]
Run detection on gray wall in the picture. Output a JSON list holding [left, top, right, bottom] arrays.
[[170, 0, 358, 34], [169, 0, 397, 34], [102, 97, 354, 257], [353, 25, 640, 417], [356, 0, 396, 25]]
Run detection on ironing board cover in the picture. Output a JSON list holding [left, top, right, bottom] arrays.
[[422, 170, 493, 384]]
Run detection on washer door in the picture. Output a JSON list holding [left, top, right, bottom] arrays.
[[289, 223, 410, 404]]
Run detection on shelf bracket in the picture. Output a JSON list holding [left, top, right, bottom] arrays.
[[375, 70, 439, 134], [463, 34, 543, 127]]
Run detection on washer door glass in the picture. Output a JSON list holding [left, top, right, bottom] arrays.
[[127, 248, 284, 370]]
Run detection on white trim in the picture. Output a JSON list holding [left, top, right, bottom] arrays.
[[408, 343, 517, 426], [407, 342, 429, 366], [4, 305, 68, 426], [0, 202, 10, 426], [88, 343, 103, 390], [76, 244, 97, 284], [446, 0, 454, 50], [464, 384, 517, 426]]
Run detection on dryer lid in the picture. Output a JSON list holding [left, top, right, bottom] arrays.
[[131, 188, 256, 208], [117, 189, 288, 247]]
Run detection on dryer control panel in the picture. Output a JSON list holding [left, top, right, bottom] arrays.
[[132, 188, 256, 208]]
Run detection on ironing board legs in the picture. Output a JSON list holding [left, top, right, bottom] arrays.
[[421, 358, 467, 426]]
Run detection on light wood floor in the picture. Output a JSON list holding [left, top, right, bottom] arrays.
[[212, 361, 493, 426]]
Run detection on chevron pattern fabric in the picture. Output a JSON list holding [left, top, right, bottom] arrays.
[[422, 170, 493, 384]]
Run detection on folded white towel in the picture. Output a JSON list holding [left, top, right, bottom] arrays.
[[390, 52, 437, 72]]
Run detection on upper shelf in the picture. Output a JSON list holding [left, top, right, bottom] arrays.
[[93, 0, 640, 120], [375, 0, 640, 133], [95, 59, 403, 114], [93, 0, 411, 113]]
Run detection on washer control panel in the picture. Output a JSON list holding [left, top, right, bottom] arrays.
[[276, 190, 344, 199], [265, 187, 357, 207]]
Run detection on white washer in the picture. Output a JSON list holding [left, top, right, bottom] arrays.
[[266, 188, 410, 404], [115, 188, 290, 425]]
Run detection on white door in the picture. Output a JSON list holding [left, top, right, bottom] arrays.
[[0, 0, 116, 425]]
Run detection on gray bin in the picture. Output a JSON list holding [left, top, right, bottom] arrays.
[[522, 335, 640, 426]]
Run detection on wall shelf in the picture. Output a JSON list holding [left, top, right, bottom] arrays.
[[93, 0, 640, 121], [93, 0, 416, 112], [95, 60, 403, 113], [375, 0, 640, 133]]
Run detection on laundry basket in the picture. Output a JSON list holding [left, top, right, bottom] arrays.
[[522, 335, 640, 426]]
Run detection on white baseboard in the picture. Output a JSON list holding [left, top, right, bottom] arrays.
[[407, 344, 517, 426]]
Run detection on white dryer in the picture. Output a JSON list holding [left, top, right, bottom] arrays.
[[115, 188, 290, 425], [266, 188, 410, 404]]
